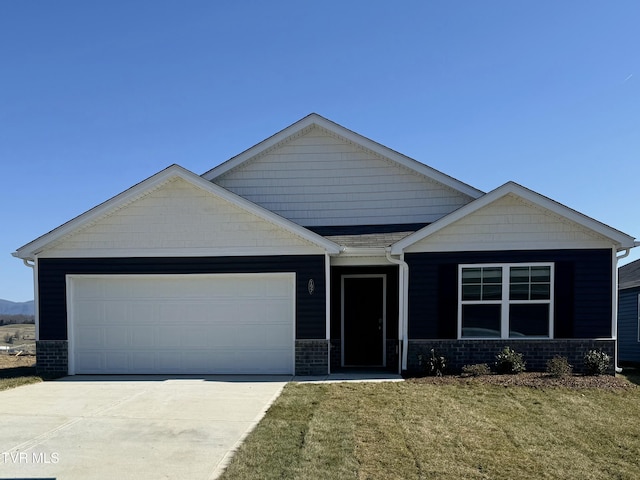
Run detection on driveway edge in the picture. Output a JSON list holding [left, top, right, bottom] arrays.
[[208, 378, 290, 479]]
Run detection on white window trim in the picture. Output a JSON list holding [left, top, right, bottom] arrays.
[[457, 262, 555, 340]]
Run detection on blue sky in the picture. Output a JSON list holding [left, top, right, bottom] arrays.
[[1, 1, 638, 302]]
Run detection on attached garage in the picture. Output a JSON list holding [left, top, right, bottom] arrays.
[[67, 273, 296, 375]]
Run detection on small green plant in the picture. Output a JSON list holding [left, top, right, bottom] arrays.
[[461, 363, 491, 377], [495, 346, 526, 374], [546, 356, 573, 378], [3, 333, 13, 344], [424, 349, 447, 377], [584, 350, 610, 375]]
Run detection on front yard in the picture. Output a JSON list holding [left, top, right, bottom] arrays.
[[0, 353, 40, 391], [220, 373, 640, 480]]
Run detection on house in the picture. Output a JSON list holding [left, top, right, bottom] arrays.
[[13, 114, 638, 376], [618, 259, 640, 364]]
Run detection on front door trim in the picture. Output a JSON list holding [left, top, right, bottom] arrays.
[[340, 274, 387, 367]]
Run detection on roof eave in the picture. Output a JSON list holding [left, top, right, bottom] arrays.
[[390, 181, 636, 254], [14, 164, 341, 259]]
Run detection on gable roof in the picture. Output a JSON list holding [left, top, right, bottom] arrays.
[[391, 181, 637, 254], [201, 113, 484, 199], [619, 259, 640, 290], [13, 164, 341, 260]]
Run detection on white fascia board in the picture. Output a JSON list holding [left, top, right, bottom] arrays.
[[13, 165, 184, 260], [391, 181, 636, 254], [13, 164, 341, 259], [202, 113, 484, 199]]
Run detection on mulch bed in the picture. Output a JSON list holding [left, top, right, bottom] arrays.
[[0, 354, 635, 389], [408, 372, 636, 389]]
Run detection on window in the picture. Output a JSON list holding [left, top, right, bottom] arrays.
[[459, 263, 553, 339]]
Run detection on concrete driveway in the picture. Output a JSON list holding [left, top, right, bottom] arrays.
[[0, 375, 289, 479]]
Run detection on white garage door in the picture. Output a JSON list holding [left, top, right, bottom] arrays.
[[67, 273, 295, 375]]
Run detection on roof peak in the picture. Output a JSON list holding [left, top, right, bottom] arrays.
[[201, 113, 484, 199]]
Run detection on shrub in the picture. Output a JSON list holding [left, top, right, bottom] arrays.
[[461, 363, 491, 377], [495, 346, 526, 374], [424, 349, 447, 377], [546, 356, 573, 377], [584, 350, 610, 375]]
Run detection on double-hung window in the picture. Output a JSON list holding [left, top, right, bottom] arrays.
[[459, 263, 554, 339]]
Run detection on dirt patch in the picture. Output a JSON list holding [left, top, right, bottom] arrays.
[[0, 353, 36, 370], [408, 372, 636, 389]]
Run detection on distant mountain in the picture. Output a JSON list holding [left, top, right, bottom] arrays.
[[0, 299, 35, 315]]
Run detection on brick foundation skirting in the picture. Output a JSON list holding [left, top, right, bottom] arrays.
[[407, 339, 616, 375], [295, 339, 329, 375], [37, 339, 329, 376], [36, 340, 68, 376], [45, 338, 603, 377]]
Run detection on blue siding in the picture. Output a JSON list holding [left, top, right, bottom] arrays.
[[406, 249, 613, 340], [38, 256, 326, 341], [618, 287, 640, 363]]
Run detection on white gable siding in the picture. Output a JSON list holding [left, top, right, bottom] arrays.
[[405, 194, 614, 252], [213, 126, 474, 227], [42, 178, 324, 257]]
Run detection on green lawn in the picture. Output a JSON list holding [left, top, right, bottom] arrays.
[[219, 378, 640, 480], [0, 365, 41, 391]]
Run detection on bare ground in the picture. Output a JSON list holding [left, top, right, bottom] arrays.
[[0, 353, 36, 369]]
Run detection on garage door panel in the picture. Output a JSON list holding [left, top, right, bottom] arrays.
[[104, 301, 127, 320], [180, 327, 210, 348], [182, 303, 212, 322], [157, 303, 182, 323], [266, 277, 294, 297], [130, 303, 158, 323], [157, 326, 181, 347], [263, 324, 293, 344], [131, 352, 155, 371], [157, 353, 181, 371], [76, 301, 103, 323], [262, 300, 293, 318], [106, 356, 129, 373], [130, 326, 156, 348], [77, 326, 105, 348], [77, 351, 103, 371], [70, 274, 295, 374], [105, 328, 128, 347], [233, 302, 272, 320]]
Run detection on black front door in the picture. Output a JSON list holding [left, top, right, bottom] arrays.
[[342, 275, 385, 366]]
